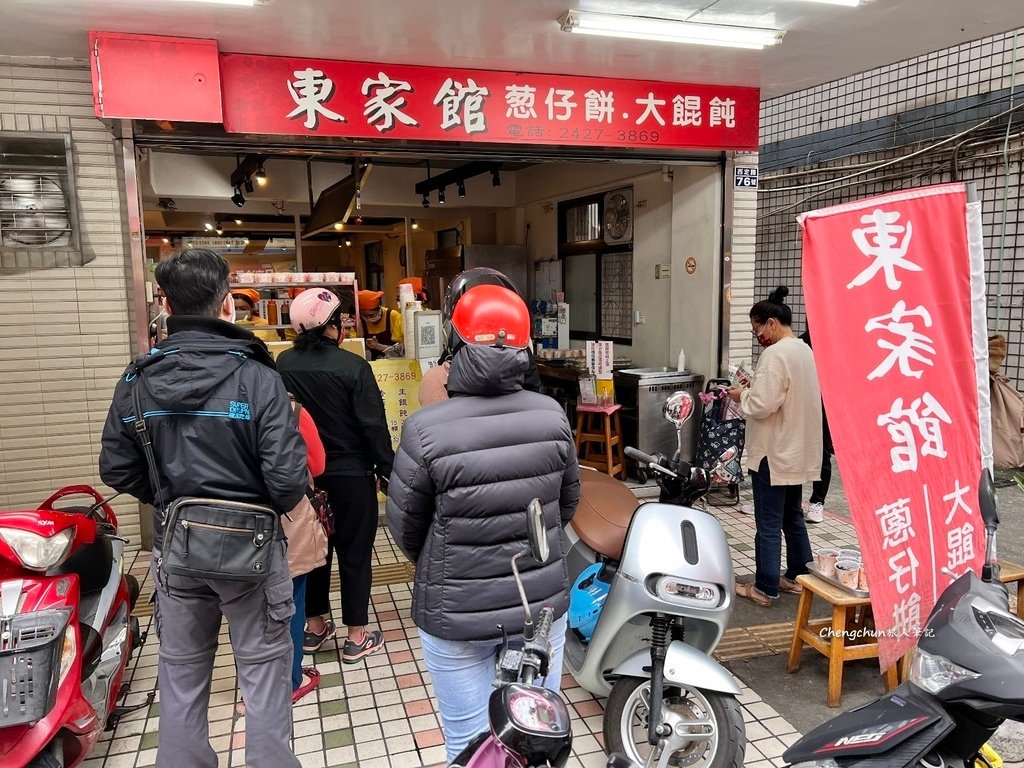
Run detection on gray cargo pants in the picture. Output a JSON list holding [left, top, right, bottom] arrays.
[[150, 540, 300, 768]]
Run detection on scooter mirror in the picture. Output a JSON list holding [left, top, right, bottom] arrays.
[[979, 468, 1000, 528], [662, 390, 694, 427], [526, 499, 549, 564]]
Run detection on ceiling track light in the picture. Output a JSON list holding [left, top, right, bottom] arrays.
[[558, 9, 786, 50], [422, 193, 430, 208], [204, 222, 214, 231], [234, 218, 243, 225], [491, 170, 501, 187], [415, 161, 500, 203], [411, 218, 419, 230], [244, 178, 254, 194], [254, 164, 268, 186], [232, 187, 246, 207]]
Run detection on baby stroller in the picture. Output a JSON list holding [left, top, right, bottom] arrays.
[[695, 378, 746, 506]]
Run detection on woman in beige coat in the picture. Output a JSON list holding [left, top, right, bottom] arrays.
[[729, 286, 822, 607]]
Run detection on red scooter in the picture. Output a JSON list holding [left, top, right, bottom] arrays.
[[0, 485, 151, 767]]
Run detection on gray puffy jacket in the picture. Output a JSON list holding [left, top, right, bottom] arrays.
[[386, 344, 580, 641]]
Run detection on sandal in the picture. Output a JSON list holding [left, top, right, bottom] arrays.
[[292, 667, 320, 704], [780, 577, 803, 595], [736, 583, 773, 607]]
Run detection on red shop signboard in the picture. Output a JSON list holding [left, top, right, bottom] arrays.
[[89, 33, 759, 151], [800, 183, 991, 671], [220, 54, 759, 151]]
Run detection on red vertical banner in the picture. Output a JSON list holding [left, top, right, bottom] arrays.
[[799, 184, 990, 670]]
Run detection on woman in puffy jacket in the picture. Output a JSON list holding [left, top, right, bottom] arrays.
[[386, 280, 580, 763]]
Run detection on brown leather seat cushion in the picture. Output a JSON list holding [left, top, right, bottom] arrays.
[[571, 469, 639, 561]]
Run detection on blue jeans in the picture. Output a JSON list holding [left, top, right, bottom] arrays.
[[290, 574, 307, 690], [750, 458, 813, 598], [419, 614, 568, 764]]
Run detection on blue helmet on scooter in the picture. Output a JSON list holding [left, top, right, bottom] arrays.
[[569, 563, 612, 642]]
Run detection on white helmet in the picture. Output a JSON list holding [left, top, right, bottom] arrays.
[[289, 289, 341, 333]]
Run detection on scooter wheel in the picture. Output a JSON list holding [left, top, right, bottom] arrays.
[[604, 677, 744, 768]]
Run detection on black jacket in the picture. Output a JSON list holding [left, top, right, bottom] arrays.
[[800, 330, 832, 447], [386, 344, 580, 641], [99, 317, 308, 547], [277, 338, 394, 478]]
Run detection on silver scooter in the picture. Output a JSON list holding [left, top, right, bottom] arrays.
[[564, 392, 745, 768]]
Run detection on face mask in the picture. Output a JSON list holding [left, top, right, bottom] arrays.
[[754, 322, 774, 348], [235, 310, 251, 322]]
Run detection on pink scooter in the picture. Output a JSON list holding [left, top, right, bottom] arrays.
[[449, 500, 573, 768], [448, 500, 643, 768]]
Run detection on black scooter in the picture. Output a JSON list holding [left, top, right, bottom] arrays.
[[784, 469, 1024, 768]]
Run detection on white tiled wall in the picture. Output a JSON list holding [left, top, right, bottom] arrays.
[[728, 154, 759, 370], [755, 29, 1024, 388], [0, 56, 140, 544]]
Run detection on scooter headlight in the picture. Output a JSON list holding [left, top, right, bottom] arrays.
[[651, 576, 722, 608], [907, 647, 981, 694], [0, 527, 74, 571]]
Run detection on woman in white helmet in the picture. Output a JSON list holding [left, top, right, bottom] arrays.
[[277, 289, 394, 664]]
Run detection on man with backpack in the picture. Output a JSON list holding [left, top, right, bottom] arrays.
[[99, 249, 307, 768]]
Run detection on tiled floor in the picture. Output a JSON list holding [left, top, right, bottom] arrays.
[[85, 486, 832, 768]]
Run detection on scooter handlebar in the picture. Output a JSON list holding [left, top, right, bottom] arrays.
[[624, 446, 654, 465], [534, 606, 555, 643], [624, 447, 680, 479]]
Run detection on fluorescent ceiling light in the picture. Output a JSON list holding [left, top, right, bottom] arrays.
[[558, 10, 785, 50], [164, 0, 257, 6]]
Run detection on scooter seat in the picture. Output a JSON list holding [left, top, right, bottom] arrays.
[[571, 469, 639, 560]]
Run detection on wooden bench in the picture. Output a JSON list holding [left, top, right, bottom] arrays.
[[998, 559, 1024, 618], [787, 573, 899, 708]]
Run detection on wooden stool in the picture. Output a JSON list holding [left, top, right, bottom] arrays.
[[574, 404, 625, 480], [787, 573, 899, 708], [998, 559, 1024, 619]]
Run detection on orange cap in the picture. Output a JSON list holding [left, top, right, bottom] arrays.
[[358, 290, 384, 310], [398, 277, 423, 292], [288, 287, 306, 299], [231, 288, 261, 306]]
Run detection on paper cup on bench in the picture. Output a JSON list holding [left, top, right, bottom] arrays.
[[835, 559, 861, 589], [838, 549, 861, 564], [816, 548, 840, 579]]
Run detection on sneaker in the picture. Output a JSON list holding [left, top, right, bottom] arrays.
[[739, 502, 754, 515], [342, 629, 385, 664], [292, 668, 320, 704], [805, 502, 824, 524], [303, 619, 337, 654]]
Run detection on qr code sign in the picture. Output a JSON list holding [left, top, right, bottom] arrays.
[[420, 324, 437, 348]]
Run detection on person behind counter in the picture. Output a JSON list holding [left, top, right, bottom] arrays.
[[359, 289, 403, 360], [232, 288, 281, 343]]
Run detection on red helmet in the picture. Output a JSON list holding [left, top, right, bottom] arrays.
[[450, 284, 531, 351]]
